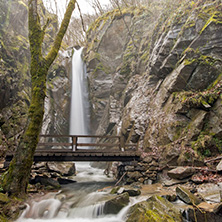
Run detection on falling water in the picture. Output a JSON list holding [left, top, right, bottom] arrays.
[[16, 167, 133, 222], [69, 47, 89, 137], [16, 47, 135, 222]]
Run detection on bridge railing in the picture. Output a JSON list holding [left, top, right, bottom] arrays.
[[37, 135, 138, 152]]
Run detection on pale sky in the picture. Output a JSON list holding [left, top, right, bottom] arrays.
[[43, 0, 111, 19]]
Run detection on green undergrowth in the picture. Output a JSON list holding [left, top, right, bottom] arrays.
[[191, 133, 222, 157], [87, 6, 147, 35], [174, 77, 222, 109]]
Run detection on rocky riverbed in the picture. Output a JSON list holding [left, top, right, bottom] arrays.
[[1, 159, 222, 222]]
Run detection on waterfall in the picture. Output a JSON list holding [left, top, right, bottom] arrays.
[[70, 47, 89, 138]]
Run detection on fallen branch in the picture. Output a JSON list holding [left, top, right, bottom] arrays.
[[204, 156, 222, 163], [167, 165, 217, 173], [115, 172, 127, 186]]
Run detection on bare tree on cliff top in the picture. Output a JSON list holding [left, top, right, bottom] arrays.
[[3, 0, 76, 197]]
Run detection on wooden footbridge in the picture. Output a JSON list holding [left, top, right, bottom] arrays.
[[5, 135, 141, 163]]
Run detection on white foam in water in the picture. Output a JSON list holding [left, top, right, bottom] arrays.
[[69, 47, 90, 140], [16, 48, 133, 222], [74, 162, 114, 182]]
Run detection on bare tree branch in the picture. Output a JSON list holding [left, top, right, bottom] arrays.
[[113, 0, 138, 49], [76, 1, 86, 34]]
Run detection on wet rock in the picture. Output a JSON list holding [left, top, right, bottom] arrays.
[[138, 178, 144, 183], [127, 171, 143, 181], [187, 202, 222, 222], [46, 162, 76, 176], [213, 202, 222, 214], [142, 156, 153, 164], [163, 178, 189, 187], [124, 188, 141, 197], [191, 173, 206, 184], [164, 194, 177, 202], [216, 159, 222, 171], [126, 195, 182, 222], [125, 166, 135, 171], [31, 176, 61, 189], [113, 186, 141, 196], [57, 178, 76, 185], [176, 186, 202, 205], [110, 186, 121, 194], [32, 162, 46, 170], [103, 192, 129, 214], [167, 167, 196, 180]]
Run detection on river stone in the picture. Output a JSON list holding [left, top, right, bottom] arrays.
[[126, 195, 182, 222], [127, 171, 143, 181], [216, 159, 222, 171], [33, 176, 61, 189], [103, 192, 129, 214], [142, 156, 153, 164], [57, 178, 76, 185], [125, 188, 141, 196], [186, 202, 222, 222], [46, 162, 76, 176], [167, 167, 196, 180], [176, 186, 202, 205], [110, 186, 121, 194]]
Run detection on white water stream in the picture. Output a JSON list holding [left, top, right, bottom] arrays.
[[69, 47, 90, 139], [17, 163, 144, 222], [16, 48, 137, 222]]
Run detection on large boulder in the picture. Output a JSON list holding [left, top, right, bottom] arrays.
[[167, 167, 196, 180], [126, 195, 182, 222], [103, 192, 129, 214], [46, 162, 76, 176], [176, 186, 202, 205]]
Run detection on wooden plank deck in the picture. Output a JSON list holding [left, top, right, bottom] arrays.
[[5, 150, 141, 162], [4, 134, 141, 163]]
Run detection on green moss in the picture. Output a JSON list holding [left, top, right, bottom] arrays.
[[213, 137, 222, 153], [174, 77, 222, 109], [199, 8, 222, 34], [145, 210, 163, 221], [191, 132, 222, 157], [18, 0, 28, 10], [87, 6, 147, 35]]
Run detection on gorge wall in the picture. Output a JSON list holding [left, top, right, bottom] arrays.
[[85, 0, 222, 165], [0, 0, 70, 156]]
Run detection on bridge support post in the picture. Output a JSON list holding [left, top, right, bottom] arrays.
[[72, 136, 77, 151], [119, 136, 125, 151]]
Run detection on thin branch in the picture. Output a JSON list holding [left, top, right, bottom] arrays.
[[114, 0, 138, 49], [76, 1, 86, 34], [115, 172, 127, 186]]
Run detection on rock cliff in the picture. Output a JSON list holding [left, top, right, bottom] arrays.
[[0, 0, 71, 156], [85, 0, 222, 164]]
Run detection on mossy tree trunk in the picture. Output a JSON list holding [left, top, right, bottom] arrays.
[[3, 0, 76, 197]]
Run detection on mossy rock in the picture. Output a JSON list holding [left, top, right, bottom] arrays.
[[103, 192, 129, 214], [176, 186, 202, 205], [126, 195, 182, 222], [0, 193, 10, 204], [110, 186, 120, 194]]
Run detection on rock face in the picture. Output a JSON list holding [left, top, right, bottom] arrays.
[[0, 0, 71, 155], [103, 192, 129, 214], [85, 1, 222, 164]]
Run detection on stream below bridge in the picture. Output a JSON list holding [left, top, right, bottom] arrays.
[[16, 162, 145, 222]]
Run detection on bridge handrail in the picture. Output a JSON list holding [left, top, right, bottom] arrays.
[[39, 135, 120, 139], [38, 135, 138, 151]]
